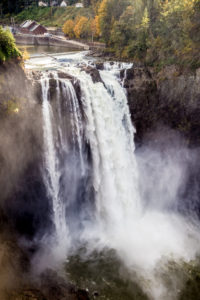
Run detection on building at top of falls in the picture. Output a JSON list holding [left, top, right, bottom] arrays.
[[75, 3, 83, 8], [38, 1, 48, 6], [60, 1, 67, 7], [19, 20, 47, 35]]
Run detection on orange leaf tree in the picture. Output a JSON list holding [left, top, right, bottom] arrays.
[[74, 16, 90, 39], [62, 19, 75, 38]]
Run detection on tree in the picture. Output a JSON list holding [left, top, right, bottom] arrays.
[[74, 16, 89, 39], [83, 0, 91, 7], [98, 0, 130, 44], [91, 16, 100, 40], [63, 19, 75, 38]]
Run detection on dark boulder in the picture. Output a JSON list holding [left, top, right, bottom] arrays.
[[58, 72, 74, 80], [95, 62, 104, 70], [82, 66, 103, 84]]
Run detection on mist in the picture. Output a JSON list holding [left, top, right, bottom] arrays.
[[78, 126, 200, 300]]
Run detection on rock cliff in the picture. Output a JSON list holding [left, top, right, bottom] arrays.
[[122, 65, 200, 146]]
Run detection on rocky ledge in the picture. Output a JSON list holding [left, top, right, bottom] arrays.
[[6, 270, 90, 300]]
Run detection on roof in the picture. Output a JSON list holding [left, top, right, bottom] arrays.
[[21, 20, 35, 28], [51, 0, 58, 5], [30, 24, 46, 32], [20, 20, 47, 33], [30, 24, 40, 32], [60, 0, 67, 6], [38, 1, 47, 6], [75, 3, 83, 7]]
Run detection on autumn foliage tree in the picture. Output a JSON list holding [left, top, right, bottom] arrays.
[[62, 19, 75, 38], [74, 16, 90, 39], [91, 16, 101, 40], [98, 0, 130, 44], [62, 15, 100, 41]]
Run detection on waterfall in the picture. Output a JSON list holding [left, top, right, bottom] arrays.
[[41, 74, 69, 255], [76, 63, 141, 232], [40, 70, 87, 256], [39, 62, 140, 252], [30, 53, 200, 298], [60, 79, 85, 176]]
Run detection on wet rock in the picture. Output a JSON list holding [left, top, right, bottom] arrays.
[[73, 79, 82, 102], [88, 50, 104, 58], [57, 72, 74, 80], [49, 78, 58, 101], [33, 81, 42, 104], [40, 269, 90, 300], [95, 62, 104, 70], [29, 71, 43, 81], [7, 270, 91, 300], [81, 66, 103, 84], [76, 289, 90, 300], [93, 291, 99, 297], [8, 289, 46, 300]]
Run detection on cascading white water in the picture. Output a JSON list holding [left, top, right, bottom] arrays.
[[41, 74, 69, 257], [40, 71, 86, 261], [76, 64, 141, 231], [60, 79, 85, 176]]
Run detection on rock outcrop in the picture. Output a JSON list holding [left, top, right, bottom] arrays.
[[122, 65, 200, 146]]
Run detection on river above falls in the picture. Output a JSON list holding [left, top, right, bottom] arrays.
[[18, 44, 79, 56]]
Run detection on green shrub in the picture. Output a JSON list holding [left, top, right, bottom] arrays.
[[0, 27, 21, 62]]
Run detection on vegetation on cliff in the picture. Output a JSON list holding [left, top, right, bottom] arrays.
[[0, 26, 21, 62], [0, 27, 21, 62]]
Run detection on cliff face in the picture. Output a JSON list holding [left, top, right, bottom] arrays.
[[123, 65, 200, 221], [0, 60, 30, 116], [122, 66, 200, 146], [0, 61, 92, 300], [0, 61, 50, 239]]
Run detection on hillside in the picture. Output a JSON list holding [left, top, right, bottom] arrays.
[[1, 0, 200, 70], [15, 6, 93, 28]]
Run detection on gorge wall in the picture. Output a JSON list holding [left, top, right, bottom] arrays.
[[122, 65, 200, 147], [122, 64, 200, 219]]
